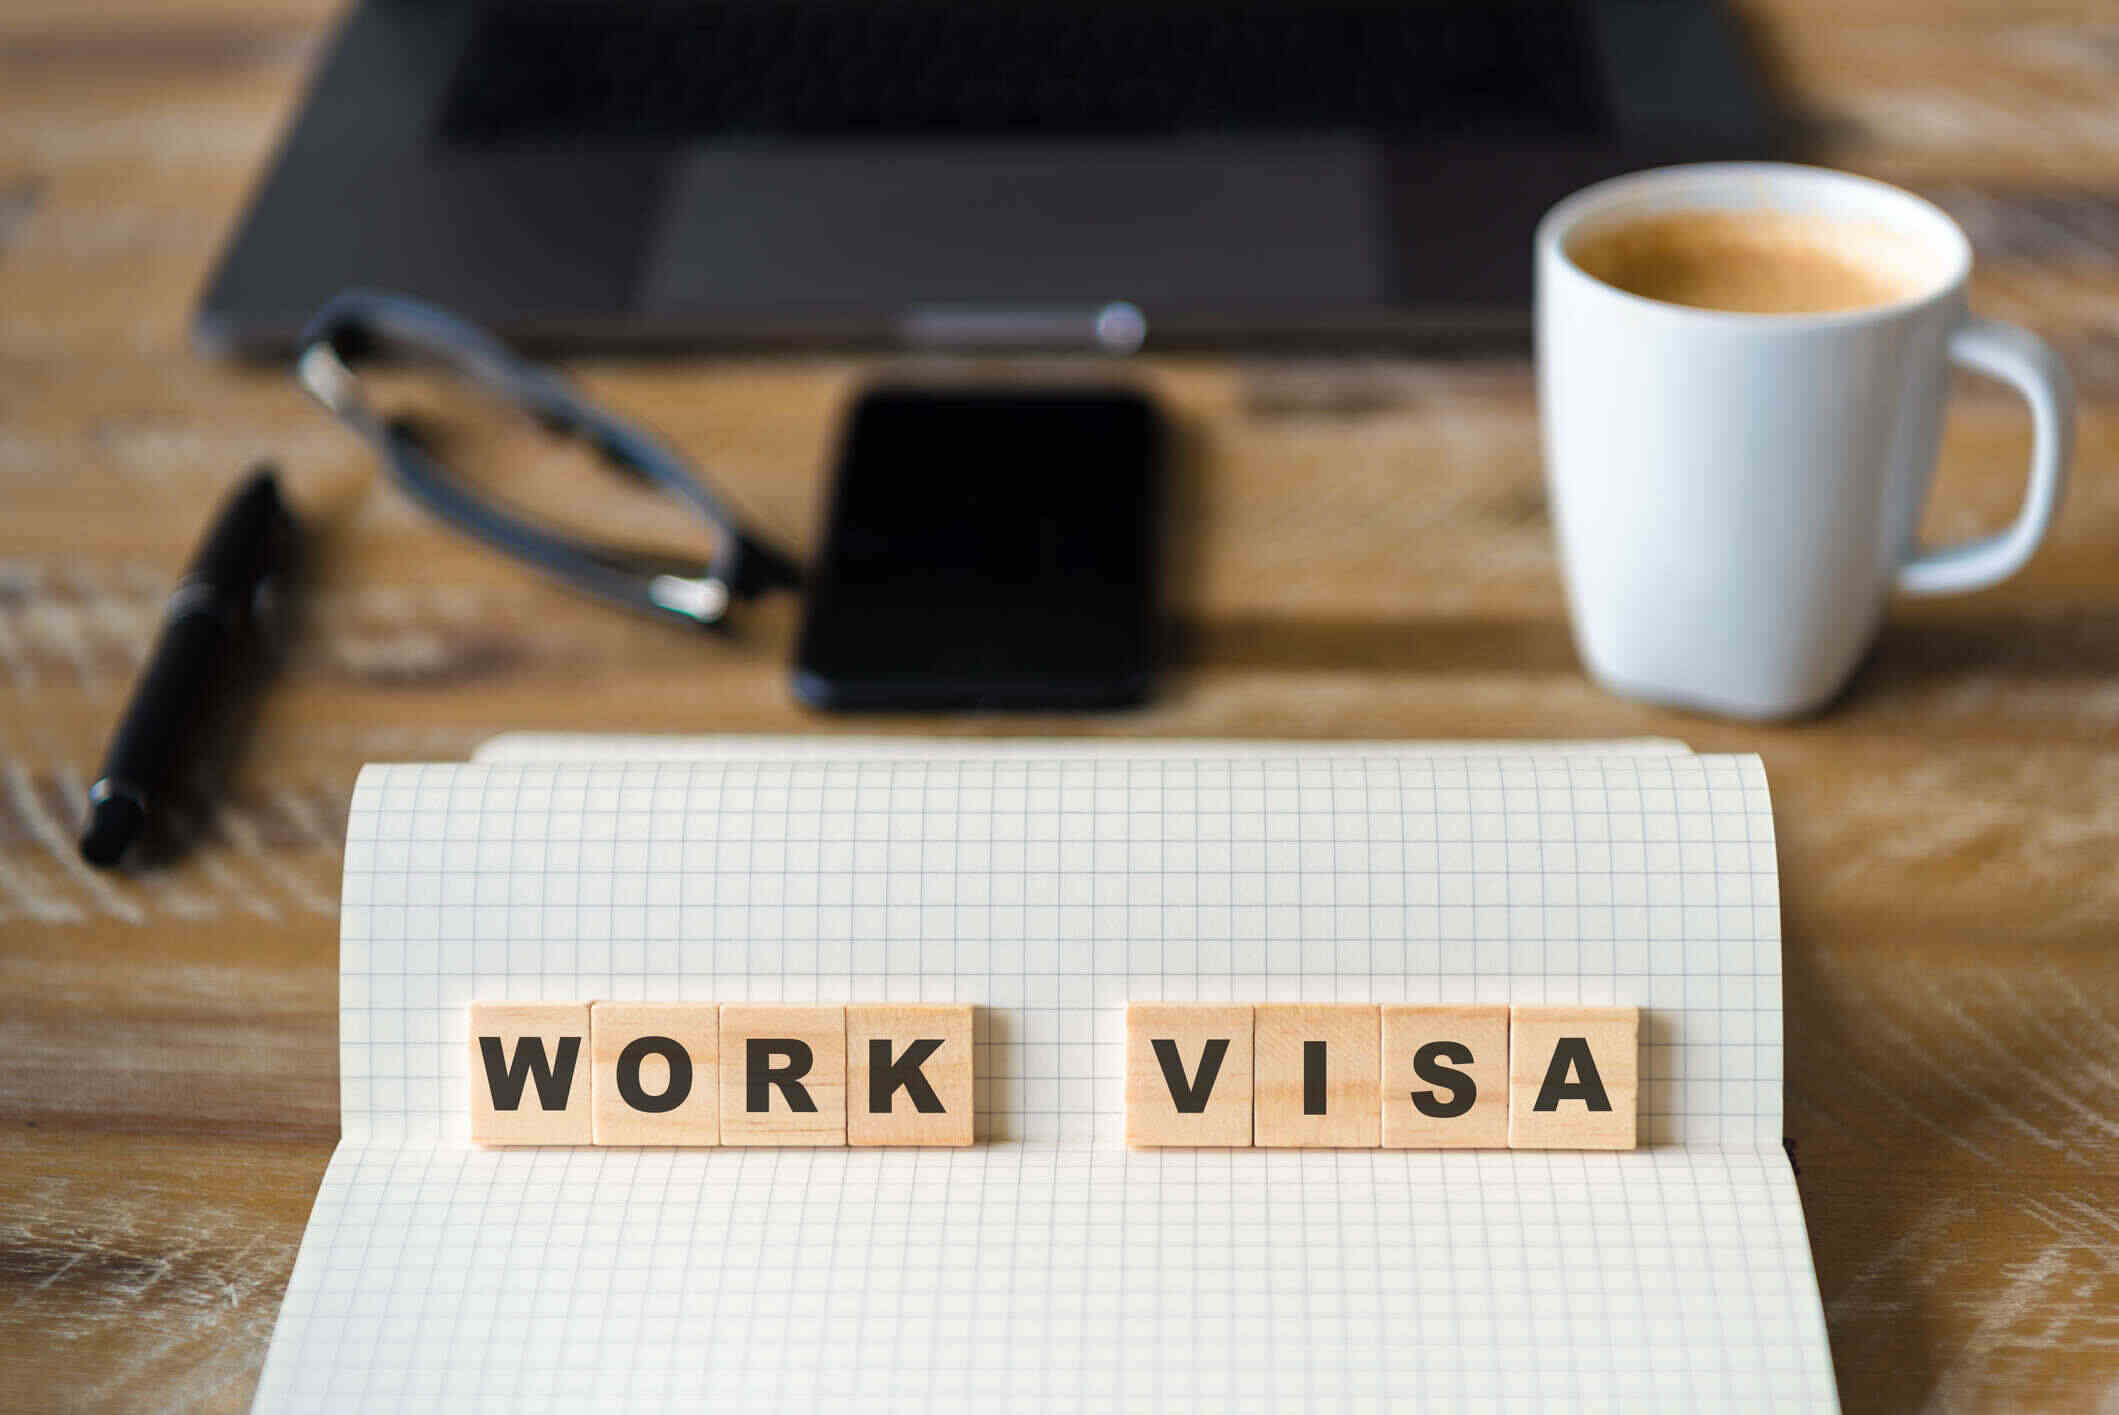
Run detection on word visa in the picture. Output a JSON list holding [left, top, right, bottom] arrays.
[[470, 1002, 974, 1148], [1127, 1003, 1639, 1149]]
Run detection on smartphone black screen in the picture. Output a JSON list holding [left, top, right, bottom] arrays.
[[794, 387, 1159, 710]]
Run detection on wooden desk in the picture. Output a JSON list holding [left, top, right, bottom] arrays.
[[3, 1, 2116, 1407]]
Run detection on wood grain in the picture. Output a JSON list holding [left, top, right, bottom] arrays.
[[845, 1004, 975, 1148], [1125, 1002, 1255, 1148], [589, 1001, 720, 1148], [3, 0, 2119, 1406], [467, 1001, 592, 1147], [1505, 1006, 1640, 1151], [1253, 1004, 1381, 1149], [1380, 1004, 1509, 1150], [716, 1005, 846, 1146]]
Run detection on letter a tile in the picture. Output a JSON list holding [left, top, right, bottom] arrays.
[[1508, 1006, 1639, 1150], [469, 1001, 592, 1146], [1125, 1003, 1253, 1148], [718, 1005, 846, 1146], [847, 1004, 975, 1147]]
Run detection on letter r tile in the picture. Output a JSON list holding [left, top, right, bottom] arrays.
[[469, 1001, 592, 1147], [1126, 1003, 1254, 1148], [846, 1004, 975, 1147], [718, 1005, 846, 1146]]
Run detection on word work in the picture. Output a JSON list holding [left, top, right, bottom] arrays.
[[470, 1002, 974, 1148]]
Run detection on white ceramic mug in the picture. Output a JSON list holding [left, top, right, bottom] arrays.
[[1536, 163, 2073, 719]]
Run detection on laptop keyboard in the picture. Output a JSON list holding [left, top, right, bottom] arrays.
[[438, 0, 1608, 144]]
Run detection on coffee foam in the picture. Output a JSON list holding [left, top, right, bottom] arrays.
[[1567, 206, 1944, 315]]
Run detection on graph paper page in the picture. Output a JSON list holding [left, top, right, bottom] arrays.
[[472, 734, 1694, 763], [255, 751, 1836, 1412]]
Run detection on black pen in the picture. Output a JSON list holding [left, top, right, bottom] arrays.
[[80, 466, 299, 867]]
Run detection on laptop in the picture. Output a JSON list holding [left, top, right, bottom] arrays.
[[195, 0, 1771, 358]]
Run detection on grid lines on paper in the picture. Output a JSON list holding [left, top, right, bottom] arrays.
[[275, 750, 1827, 1415], [339, 753, 1780, 1149], [253, 1144, 1836, 1413]]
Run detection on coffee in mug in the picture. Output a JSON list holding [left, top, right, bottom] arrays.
[[1536, 164, 2074, 719], [1566, 208, 1933, 315]]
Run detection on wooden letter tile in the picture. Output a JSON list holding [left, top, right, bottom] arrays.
[[1381, 1004, 1509, 1149], [718, 1005, 847, 1146], [1253, 1004, 1379, 1148], [469, 1001, 592, 1147], [1125, 1003, 1254, 1148], [590, 1002, 719, 1147], [846, 1004, 975, 1147], [1508, 1006, 1639, 1150]]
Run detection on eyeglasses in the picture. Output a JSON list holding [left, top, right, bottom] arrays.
[[296, 290, 800, 630]]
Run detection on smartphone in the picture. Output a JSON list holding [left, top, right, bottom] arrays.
[[794, 386, 1160, 710]]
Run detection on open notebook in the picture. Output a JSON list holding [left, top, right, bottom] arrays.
[[253, 740, 1836, 1412]]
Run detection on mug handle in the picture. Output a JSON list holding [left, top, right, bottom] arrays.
[[1897, 317, 2075, 596]]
